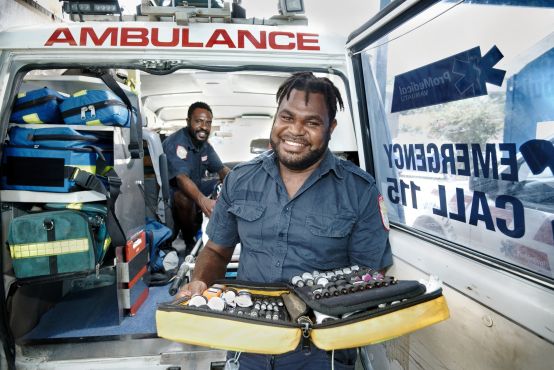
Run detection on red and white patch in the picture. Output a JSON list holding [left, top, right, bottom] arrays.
[[201, 155, 208, 162], [378, 194, 390, 231], [176, 145, 187, 159]]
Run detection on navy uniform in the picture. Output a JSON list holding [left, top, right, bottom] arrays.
[[207, 149, 392, 370], [162, 128, 224, 198]]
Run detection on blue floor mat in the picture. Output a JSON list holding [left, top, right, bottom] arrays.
[[23, 284, 173, 340]]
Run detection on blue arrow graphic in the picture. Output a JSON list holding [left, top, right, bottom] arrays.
[[391, 45, 506, 113]]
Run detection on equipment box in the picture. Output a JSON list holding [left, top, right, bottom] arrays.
[[156, 274, 449, 354]]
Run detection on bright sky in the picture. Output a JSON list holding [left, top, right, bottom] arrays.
[[120, 0, 379, 38]]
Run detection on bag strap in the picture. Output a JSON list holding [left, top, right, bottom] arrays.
[[67, 167, 127, 248], [99, 72, 143, 159]]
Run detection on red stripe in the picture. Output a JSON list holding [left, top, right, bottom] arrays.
[[128, 265, 147, 288], [129, 288, 149, 316], [125, 231, 146, 261]]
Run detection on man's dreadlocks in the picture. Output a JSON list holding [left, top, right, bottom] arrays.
[[276, 72, 344, 123]]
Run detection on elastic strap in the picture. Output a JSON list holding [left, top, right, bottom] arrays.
[[99, 72, 143, 159]]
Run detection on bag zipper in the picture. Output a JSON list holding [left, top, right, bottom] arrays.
[[298, 316, 312, 353], [12, 95, 60, 112], [60, 99, 127, 119], [31, 134, 98, 142], [8, 144, 102, 153]]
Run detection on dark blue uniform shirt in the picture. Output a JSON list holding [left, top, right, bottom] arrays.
[[162, 128, 224, 187], [207, 150, 392, 283]]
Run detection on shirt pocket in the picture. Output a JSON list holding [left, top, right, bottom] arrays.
[[228, 201, 265, 249], [301, 213, 357, 267], [306, 213, 356, 238]]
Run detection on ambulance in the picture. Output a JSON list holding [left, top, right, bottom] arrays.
[[0, 1, 553, 369]]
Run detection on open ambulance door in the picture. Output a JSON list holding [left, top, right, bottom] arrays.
[[344, 1, 554, 369]]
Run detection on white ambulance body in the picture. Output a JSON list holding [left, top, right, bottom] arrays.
[[0, 1, 553, 369]]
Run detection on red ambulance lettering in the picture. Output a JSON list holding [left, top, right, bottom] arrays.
[[80, 27, 118, 46], [44, 28, 77, 46], [121, 28, 149, 46], [297, 33, 320, 51], [152, 28, 179, 47], [268, 31, 295, 50], [181, 28, 204, 47], [44, 27, 320, 51], [205, 29, 236, 48], [237, 30, 267, 49]]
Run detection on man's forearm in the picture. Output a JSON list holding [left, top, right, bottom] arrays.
[[218, 166, 230, 182], [191, 242, 233, 286], [176, 174, 204, 204]]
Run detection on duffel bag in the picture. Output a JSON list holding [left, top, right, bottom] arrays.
[[1, 126, 108, 193], [60, 89, 135, 127], [10, 87, 67, 124], [45, 203, 112, 265], [8, 209, 97, 279]]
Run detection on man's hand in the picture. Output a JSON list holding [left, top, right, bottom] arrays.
[[175, 280, 207, 300], [197, 196, 216, 217]]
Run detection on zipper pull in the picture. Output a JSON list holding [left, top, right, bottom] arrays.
[[297, 316, 312, 354]]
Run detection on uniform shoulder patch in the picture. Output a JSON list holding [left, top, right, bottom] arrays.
[[176, 145, 187, 159], [378, 194, 390, 231]]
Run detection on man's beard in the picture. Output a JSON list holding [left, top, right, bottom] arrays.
[[270, 133, 330, 171], [188, 127, 209, 146]]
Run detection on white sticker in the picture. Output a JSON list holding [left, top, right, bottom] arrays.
[[176, 145, 187, 159], [378, 194, 390, 231], [201, 155, 208, 162]]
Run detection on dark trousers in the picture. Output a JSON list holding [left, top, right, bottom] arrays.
[[227, 346, 357, 370]]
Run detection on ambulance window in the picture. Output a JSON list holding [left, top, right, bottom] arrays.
[[359, 1, 554, 279]]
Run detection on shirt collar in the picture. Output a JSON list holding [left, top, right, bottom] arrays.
[[261, 149, 344, 180]]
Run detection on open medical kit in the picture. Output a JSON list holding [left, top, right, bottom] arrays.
[[156, 265, 450, 354]]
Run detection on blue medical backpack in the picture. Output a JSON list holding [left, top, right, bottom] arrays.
[[9, 87, 66, 124], [60, 90, 135, 127]]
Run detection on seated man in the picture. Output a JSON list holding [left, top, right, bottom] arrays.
[[162, 101, 230, 253]]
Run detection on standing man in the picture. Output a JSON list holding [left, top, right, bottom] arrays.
[[178, 73, 392, 369], [162, 101, 230, 253]]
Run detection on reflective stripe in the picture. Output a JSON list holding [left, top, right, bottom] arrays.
[[86, 119, 102, 126], [73, 90, 87, 97], [22, 113, 42, 124], [103, 236, 111, 252], [66, 165, 96, 174], [17, 92, 26, 98], [67, 203, 83, 210], [10, 238, 89, 259]]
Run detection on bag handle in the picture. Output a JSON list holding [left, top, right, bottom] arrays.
[[98, 72, 143, 159]]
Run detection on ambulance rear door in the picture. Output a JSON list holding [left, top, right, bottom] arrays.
[[344, 1, 554, 369]]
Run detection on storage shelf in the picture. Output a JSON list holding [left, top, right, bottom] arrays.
[[0, 190, 106, 203]]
